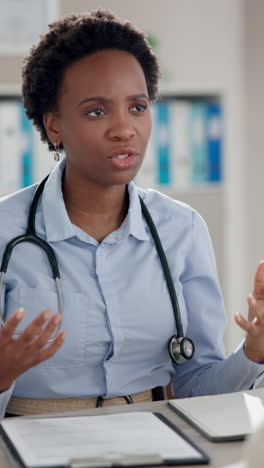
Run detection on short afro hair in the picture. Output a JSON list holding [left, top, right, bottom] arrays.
[[22, 9, 161, 151]]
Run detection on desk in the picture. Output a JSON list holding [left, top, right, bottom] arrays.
[[0, 400, 244, 468]]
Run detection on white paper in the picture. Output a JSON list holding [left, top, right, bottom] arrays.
[[1, 411, 204, 467]]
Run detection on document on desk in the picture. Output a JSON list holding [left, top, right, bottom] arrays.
[[0, 411, 209, 467], [168, 387, 264, 441]]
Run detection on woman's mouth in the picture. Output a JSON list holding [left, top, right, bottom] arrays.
[[108, 148, 140, 170], [115, 154, 129, 159]]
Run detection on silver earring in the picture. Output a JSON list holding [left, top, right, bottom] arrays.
[[53, 143, 60, 161]]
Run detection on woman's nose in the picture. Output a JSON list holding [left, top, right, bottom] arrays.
[[107, 115, 136, 141]]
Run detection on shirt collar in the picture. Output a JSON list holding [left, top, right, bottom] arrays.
[[125, 182, 150, 241], [41, 158, 149, 242], [42, 158, 76, 242]]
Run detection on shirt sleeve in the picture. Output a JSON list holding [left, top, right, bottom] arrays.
[[172, 210, 264, 397], [0, 281, 15, 418], [0, 383, 15, 419]]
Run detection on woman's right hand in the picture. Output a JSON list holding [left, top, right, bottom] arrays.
[[0, 308, 66, 391]]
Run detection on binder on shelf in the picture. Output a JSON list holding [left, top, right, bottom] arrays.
[[20, 103, 33, 188], [189, 102, 208, 185], [206, 102, 222, 183], [0, 98, 58, 195], [170, 100, 192, 188], [156, 101, 171, 186], [0, 411, 209, 467], [168, 387, 264, 442], [0, 94, 223, 195]]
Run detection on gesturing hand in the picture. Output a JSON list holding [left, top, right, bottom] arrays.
[[235, 261, 264, 363], [0, 308, 66, 391]]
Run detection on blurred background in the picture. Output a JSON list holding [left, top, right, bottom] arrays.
[[0, 0, 263, 354]]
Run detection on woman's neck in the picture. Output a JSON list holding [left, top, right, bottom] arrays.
[[62, 169, 129, 242]]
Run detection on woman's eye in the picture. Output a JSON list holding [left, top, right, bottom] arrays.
[[86, 109, 105, 117], [131, 104, 147, 113]]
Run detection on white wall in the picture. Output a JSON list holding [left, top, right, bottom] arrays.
[[61, 0, 241, 83], [244, 0, 264, 303]]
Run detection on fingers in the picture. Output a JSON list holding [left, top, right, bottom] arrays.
[[0, 308, 26, 342], [253, 261, 264, 299], [2, 307, 65, 352], [1, 308, 63, 349], [236, 285, 264, 363], [235, 292, 264, 336], [248, 294, 264, 326], [18, 310, 66, 366], [18, 309, 54, 345], [36, 331, 66, 365], [235, 313, 260, 336], [32, 313, 62, 348], [0, 308, 66, 385]]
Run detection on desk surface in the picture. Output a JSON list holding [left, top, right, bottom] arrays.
[[0, 399, 244, 468]]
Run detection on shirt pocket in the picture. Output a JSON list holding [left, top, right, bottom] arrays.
[[5, 286, 88, 368]]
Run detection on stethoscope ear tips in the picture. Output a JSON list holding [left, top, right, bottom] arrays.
[[168, 335, 195, 365]]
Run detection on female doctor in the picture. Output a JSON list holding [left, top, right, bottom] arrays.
[[0, 9, 264, 418]]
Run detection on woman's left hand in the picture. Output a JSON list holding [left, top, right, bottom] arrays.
[[235, 261, 264, 363]]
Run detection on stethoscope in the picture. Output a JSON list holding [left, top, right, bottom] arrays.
[[0, 175, 195, 365]]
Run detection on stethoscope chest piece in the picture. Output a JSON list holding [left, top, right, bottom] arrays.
[[168, 335, 195, 365]]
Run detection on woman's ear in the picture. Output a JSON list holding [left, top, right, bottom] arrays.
[[43, 112, 61, 147]]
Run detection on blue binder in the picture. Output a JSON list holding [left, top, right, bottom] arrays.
[[189, 102, 208, 184], [156, 102, 171, 185], [206, 103, 222, 182], [20, 104, 33, 188]]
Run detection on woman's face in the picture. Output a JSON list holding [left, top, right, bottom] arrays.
[[44, 49, 152, 187]]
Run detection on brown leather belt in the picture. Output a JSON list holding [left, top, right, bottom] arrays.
[[6, 389, 155, 416]]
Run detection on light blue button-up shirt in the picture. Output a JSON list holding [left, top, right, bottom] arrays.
[[0, 158, 263, 417]]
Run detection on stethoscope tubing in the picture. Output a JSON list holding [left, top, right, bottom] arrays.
[[0, 175, 64, 342], [0, 175, 191, 360], [139, 197, 183, 337]]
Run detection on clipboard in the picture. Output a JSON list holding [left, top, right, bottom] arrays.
[[0, 411, 210, 467]]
